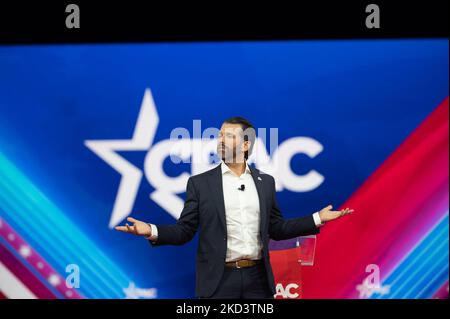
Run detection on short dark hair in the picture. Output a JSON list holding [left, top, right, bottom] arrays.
[[223, 116, 256, 159]]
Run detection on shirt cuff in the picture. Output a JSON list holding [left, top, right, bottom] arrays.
[[146, 224, 158, 241], [312, 212, 323, 227]]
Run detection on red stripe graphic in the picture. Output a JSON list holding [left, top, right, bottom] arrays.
[[0, 244, 56, 299], [302, 97, 449, 298], [0, 218, 83, 299], [432, 280, 449, 299]]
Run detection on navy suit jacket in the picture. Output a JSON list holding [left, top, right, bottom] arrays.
[[150, 164, 320, 298]]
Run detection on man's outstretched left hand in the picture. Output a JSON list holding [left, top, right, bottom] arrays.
[[318, 205, 354, 224]]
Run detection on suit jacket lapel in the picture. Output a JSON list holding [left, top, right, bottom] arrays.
[[209, 164, 227, 232], [250, 166, 267, 236]]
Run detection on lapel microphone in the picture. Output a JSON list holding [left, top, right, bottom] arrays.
[[238, 184, 245, 191]]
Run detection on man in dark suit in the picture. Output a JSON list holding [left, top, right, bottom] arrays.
[[116, 116, 353, 298]]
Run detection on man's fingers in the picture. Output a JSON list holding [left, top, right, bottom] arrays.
[[339, 208, 354, 216], [126, 223, 135, 234], [115, 224, 139, 234], [127, 217, 138, 223], [323, 204, 333, 211], [115, 226, 129, 232], [328, 209, 351, 217], [344, 208, 354, 214]]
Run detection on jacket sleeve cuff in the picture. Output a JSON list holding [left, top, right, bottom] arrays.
[[146, 224, 158, 241], [312, 212, 323, 227]]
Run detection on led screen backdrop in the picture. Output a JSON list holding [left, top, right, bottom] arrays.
[[0, 39, 448, 299]]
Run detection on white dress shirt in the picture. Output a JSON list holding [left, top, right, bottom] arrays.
[[221, 161, 263, 262], [148, 162, 323, 260]]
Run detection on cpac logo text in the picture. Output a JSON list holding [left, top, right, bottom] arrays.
[[85, 88, 325, 228], [274, 283, 300, 299]]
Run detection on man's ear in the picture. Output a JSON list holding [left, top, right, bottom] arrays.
[[241, 140, 247, 151], [243, 140, 251, 153], [247, 140, 252, 150]]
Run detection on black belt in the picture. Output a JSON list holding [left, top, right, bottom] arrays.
[[225, 259, 262, 269]]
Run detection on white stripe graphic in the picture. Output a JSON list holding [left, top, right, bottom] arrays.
[[0, 262, 37, 299]]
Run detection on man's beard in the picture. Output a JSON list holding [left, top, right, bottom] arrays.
[[217, 144, 245, 163], [218, 144, 236, 163]]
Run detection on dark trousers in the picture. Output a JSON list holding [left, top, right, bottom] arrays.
[[205, 262, 274, 299]]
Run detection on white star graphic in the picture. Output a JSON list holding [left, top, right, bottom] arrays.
[[85, 89, 159, 228]]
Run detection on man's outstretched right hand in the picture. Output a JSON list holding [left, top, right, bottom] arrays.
[[115, 217, 152, 237]]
